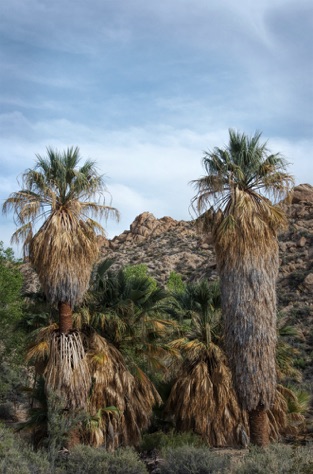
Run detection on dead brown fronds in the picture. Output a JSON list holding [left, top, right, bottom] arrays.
[[85, 332, 161, 450], [269, 385, 308, 440], [165, 343, 249, 447], [44, 330, 91, 411]]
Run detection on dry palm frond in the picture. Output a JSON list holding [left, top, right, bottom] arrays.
[[44, 330, 91, 411], [29, 209, 100, 307], [268, 385, 308, 440], [26, 341, 50, 363], [165, 343, 249, 447], [25, 323, 58, 363], [85, 332, 161, 449]]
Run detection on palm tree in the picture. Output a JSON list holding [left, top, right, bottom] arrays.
[[191, 130, 294, 446], [2, 147, 118, 410], [75, 262, 175, 447], [166, 279, 249, 447], [83, 260, 177, 379]]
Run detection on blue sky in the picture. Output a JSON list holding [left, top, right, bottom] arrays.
[[1, 0, 312, 256]]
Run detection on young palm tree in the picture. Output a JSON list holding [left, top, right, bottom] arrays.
[[75, 262, 175, 447], [2, 147, 118, 409], [83, 260, 177, 379], [166, 279, 249, 447], [191, 130, 294, 446]]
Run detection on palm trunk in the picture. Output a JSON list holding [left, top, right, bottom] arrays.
[[249, 404, 270, 446], [214, 225, 279, 446], [58, 301, 72, 333]]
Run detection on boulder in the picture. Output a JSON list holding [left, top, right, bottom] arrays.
[[292, 184, 313, 204]]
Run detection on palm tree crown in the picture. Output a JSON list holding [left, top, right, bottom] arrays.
[[192, 129, 293, 208], [191, 129, 293, 253], [3, 147, 119, 308]]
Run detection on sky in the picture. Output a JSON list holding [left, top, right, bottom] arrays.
[[1, 0, 312, 257]]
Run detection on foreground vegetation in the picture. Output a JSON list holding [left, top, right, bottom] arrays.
[[1, 422, 313, 473]]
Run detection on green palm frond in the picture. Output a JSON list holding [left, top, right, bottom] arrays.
[[276, 314, 303, 382], [191, 130, 294, 235]]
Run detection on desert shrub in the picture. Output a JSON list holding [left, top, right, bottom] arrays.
[[140, 430, 206, 453], [58, 445, 148, 474], [234, 443, 313, 474], [167, 271, 186, 294], [123, 264, 158, 293], [159, 445, 231, 474], [0, 423, 50, 474]]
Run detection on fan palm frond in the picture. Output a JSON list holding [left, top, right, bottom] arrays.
[[166, 343, 248, 447], [268, 385, 309, 439], [85, 332, 161, 449]]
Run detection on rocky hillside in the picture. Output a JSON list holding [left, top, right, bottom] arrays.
[[99, 184, 313, 295], [98, 213, 216, 284]]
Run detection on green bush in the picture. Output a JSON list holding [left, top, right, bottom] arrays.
[[234, 443, 313, 474], [0, 423, 50, 474], [167, 271, 186, 294], [159, 445, 231, 474], [58, 445, 148, 474], [123, 264, 158, 292], [0, 243, 28, 406], [140, 430, 206, 453]]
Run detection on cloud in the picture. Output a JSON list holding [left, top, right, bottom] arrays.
[[0, 0, 312, 257]]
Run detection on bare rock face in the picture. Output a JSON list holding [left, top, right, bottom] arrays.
[[303, 273, 313, 292], [292, 184, 313, 204], [111, 212, 181, 244]]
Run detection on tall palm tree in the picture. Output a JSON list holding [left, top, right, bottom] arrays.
[[191, 130, 294, 446], [2, 147, 118, 409]]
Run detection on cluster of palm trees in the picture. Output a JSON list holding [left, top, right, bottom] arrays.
[[3, 132, 299, 449]]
